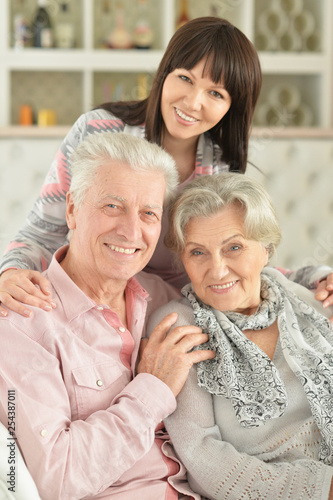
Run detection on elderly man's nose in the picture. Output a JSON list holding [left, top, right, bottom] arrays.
[[117, 213, 142, 240]]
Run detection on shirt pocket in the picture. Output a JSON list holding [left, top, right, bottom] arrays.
[[72, 361, 130, 420]]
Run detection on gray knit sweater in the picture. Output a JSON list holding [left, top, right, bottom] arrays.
[[147, 269, 333, 500]]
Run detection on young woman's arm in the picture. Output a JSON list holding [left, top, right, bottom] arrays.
[[0, 109, 126, 316]]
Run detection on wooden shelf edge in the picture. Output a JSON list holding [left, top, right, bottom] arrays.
[[251, 127, 333, 139], [0, 126, 71, 138], [1, 126, 333, 139]]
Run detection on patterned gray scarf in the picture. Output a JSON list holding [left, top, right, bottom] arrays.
[[182, 271, 333, 465]]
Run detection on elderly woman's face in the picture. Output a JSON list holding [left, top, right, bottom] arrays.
[[181, 204, 269, 315]]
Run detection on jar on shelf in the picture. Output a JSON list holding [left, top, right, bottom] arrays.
[[133, 0, 154, 49]]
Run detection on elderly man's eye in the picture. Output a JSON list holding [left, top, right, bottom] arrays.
[[142, 211, 160, 222], [103, 204, 119, 216]]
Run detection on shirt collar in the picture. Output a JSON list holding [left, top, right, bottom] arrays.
[[46, 245, 150, 322]]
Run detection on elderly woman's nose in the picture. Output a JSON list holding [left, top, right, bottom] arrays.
[[209, 256, 229, 278]]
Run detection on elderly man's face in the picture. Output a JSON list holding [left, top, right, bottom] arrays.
[[66, 160, 166, 286], [181, 203, 269, 315]]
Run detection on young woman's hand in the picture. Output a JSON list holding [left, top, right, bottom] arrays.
[[0, 269, 56, 317], [315, 273, 333, 322]]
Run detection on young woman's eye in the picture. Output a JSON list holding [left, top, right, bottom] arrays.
[[210, 90, 223, 99], [179, 75, 191, 83]]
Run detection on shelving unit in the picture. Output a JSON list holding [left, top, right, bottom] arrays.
[[0, 0, 332, 129]]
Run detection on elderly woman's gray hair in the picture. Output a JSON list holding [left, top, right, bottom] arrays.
[[69, 133, 178, 207], [165, 172, 282, 259]]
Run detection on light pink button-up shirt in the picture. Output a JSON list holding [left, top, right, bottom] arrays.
[[0, 246, 198, 500]]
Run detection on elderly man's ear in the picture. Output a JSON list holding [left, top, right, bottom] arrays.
[[66, 192, 76, 230]]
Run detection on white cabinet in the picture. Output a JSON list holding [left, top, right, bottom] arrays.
[[0, 0, 332, 129]]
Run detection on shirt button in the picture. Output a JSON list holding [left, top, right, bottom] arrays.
[[96, 379, 103, 387], [96, 306, 104, 311], [119, 326, 126, 333], [40, 429, 48, 437]]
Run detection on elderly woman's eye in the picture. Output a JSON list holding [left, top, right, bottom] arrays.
[[229, 245, 241, 251], [192, 250, 203, 256]]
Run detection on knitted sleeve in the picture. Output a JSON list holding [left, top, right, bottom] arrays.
[[0, 110, 126, 273], [276, 265, 333, 290]]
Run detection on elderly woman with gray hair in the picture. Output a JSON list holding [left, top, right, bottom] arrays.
[[147, 173, 333, 500]]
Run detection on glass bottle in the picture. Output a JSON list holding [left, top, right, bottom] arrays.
[[55, 2, 75, 49], [13, 13, 31, 49], [176, 0, 190, 30], [32, 0, 53, 48], [133, 0, 154, 50]]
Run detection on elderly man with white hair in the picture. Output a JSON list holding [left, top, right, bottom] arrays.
[[0, 133, 214, 500]]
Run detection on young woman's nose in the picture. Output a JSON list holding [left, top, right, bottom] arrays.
[[183, 87, 203, 111]]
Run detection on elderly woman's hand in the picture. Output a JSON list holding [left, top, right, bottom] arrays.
[[138, 312, 215, 397], [315, 273, 333, 322], [0, 268, 56, 317]]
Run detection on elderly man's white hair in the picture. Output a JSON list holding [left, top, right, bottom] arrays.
[[69, 133, 178, 207]]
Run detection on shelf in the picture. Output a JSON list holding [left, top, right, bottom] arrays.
[[0, 0, 332, 129], [4, 49, 165, 71], [259, 52, 328, 73], [2, 126, 333, 140]]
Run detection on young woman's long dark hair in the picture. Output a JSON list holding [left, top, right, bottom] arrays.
[[97, 17, 262, 173]]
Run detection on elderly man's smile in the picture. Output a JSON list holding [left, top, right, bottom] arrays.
[[105, 243, 138, 255]]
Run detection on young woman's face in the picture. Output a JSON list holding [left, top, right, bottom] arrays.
[[161, 59, 232, 143]]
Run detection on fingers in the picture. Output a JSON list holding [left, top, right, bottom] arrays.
[[187, 347, 216, 364], [314, 278, 333, 323], [29, 272, 52, 296], [147, 313, 179, 344], [325, 273, 333, 291], [138, 313, 215, 397], [315, 279, 333, 308], [166, 324, 204, 347], [0, 293, 32, 318], [315, 280, 330, 301], [0, 269, 55, 317]]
